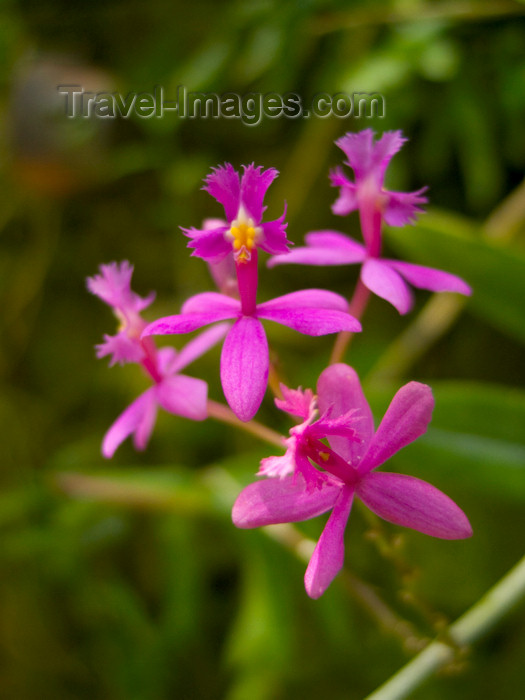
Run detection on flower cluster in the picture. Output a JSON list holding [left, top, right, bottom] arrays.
[[233, 364, 472, 598], [269, 129, 471, 314], [89, 129, 472, 598]]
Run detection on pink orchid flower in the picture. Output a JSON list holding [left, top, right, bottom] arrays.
[[233, 364, 472, 598], [182, 163, 289, 264], [142, 291, 361, 423], [269, 130, 471, 314], [88, 261, 227, 456]]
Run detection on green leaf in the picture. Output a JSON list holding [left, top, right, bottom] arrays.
[[386, 211, 525, 344], [377, 381, 525, 502]]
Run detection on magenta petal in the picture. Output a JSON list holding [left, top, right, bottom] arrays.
[[372, 131, 407, 180], [259, 211, 290, 255], [268, 233, 365, 268], [387, 260, 472, 296], [182, 225, 232, 263], [240, 164, 279, 222], [317, 364, 375, 465], [142, 310, 236, 337], [102, 388, 157, 458], [203, 163, 240, 221], [359, 382, 434, 473], [143, 294, 239, 337], [357, 473, 472, 539], [156, 374, 208, 421], [361, 258, 413, 314], [258, 289, 349, 312], [383, 189, 427, 226], [96, 331, 145, 366], [256, 289, 359, 335], [87, 260, 154, 314], [220, 317, 269, 421], [304, 488, 354, 599], [171, 323, 230, 372], [330, 168, 359, 215], [305, 231, 367, 259], [258, 306, 361, 335], [133, 392, 159, 450], [181, 292, 240, 315], [232, 475, 341, 528], [335, 130, 375, 179]]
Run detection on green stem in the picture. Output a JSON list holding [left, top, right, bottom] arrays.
[[364, 553, 525, 700], [367, 177, 525, 386], [206, 399, 284, 448], [330, 278, 371, 364]]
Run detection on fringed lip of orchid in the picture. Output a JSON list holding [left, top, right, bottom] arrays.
[[232, 364, 472, 598]]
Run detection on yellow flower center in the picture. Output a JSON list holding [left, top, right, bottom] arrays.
[[226, 206, 261, 262]]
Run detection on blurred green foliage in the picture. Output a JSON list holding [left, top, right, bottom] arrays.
[[1, 1, 525, 698]]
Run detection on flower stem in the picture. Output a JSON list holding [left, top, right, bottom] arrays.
[[263, 521, 427, 651], [364, 553, 525, 700], [330, 278, 371, 364], [206, 399, 284, 448]]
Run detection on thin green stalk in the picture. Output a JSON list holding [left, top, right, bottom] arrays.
[[364, 554, 525, 700], [207, 399, 284, 448], [367, 177, 525, 386], [330, 278, 371, 364]]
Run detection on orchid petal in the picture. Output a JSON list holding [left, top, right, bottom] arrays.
[[383, 189, 427, 227], [240, 164, 279, 222], [182, 225, 232, 263], [155, 347, 178, 375], [268, 235, 365, 268], [259, 210, 290, 255], [133, 392, 159, 451], [305, 231, 367, 258], [142, 309, 236, 337], [87, 261, 154, 314], [143, 294, 239, 337], [258, 305, 361, 335], [386, 260, 472, 296], [181, 292, 240, 315], [359, 382, 434, 473], [317, 364, 375, 465], [203, 163, 240, 221], [361, 258, 413, 314], [304, 488, 354, 599], [220, 317, 269, 421], [357, 472, 472, 539], [329, 167, 359, 215], [156, 374, 208, 421], [257, 289, 349, 312], [170, 323, 230, 373], [275, 386, 315, 419], [95, 332, 145, 366], [102, 388, 157, 458], [335, 130, 375, 179], [258, 449, 296, 478], [372, 131, 407, 181], [232, 475, 341, 528]]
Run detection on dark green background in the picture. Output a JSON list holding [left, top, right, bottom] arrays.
[[1, 1, 524, 698]]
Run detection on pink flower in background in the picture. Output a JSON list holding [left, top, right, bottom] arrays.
[[182, 163, 290, 264], [101, 328, 227, 457], [88, 261, 227, 456], [87, 261, 155, 366], [233, 363, 472, 598], [269, 130, 471, 314], [142, 291, 361, 423], [331, 129, 428, 248]]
